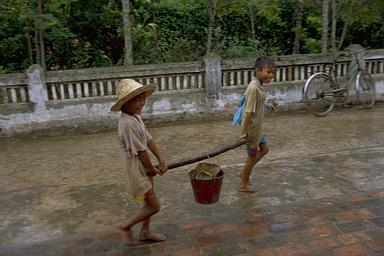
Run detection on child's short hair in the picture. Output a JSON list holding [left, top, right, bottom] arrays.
[[255, 56, 276, 70]]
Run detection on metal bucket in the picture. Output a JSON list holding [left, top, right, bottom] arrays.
[[188, 162, 224, 204]]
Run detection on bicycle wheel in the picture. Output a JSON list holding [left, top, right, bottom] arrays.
[[303, 72, 336, 117], [355, 70, 376, 108]]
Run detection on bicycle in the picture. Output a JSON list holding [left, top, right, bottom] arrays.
[[302, 50, 376, 116]]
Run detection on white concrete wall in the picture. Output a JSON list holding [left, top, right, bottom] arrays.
[[1, 74, 382, 137], [1, 49, 383, 137]]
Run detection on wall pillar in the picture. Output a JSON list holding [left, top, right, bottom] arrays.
[[26, 65, 48, 112], [203, 53, 222, 100]]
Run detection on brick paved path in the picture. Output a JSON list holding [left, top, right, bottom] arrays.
[[2, 189, 383, 256], [1, 104, 384, 256]]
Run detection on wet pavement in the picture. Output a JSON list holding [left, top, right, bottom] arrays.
[[1, 104, 384, 256]]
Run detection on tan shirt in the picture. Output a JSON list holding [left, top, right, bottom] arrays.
[[242, 79, 266, 149], [118, 113, 153, 203]]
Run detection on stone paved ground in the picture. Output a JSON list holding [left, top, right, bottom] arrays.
[[1, 104, 384, 256], [1, 189, 384, 256]]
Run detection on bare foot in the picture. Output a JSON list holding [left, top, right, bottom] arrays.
[[139, 232, 166, 243], [239, 185, 257, 193], [116, 223, 137, 246]]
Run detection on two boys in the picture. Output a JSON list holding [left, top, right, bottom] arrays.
[[111, 56, 276, 245]]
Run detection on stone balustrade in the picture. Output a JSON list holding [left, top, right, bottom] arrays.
[[0, 48, 383, 136]]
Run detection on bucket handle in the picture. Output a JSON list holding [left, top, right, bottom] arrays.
[[167, 139, 247, 170]]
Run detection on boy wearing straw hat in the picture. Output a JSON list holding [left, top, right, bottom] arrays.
[[111, 79, 167, 246]]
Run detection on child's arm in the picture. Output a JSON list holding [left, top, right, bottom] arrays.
[[147, 139, 168, 174], [138, 150, 161, 176], [240, 112, 252, 140]]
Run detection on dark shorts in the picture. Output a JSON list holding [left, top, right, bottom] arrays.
[[247, 136, 267, 156]]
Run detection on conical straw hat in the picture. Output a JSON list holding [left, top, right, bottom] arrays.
[[111, 79, 157, 112]]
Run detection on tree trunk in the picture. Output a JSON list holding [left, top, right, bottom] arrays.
[[39, 28, 46, 70], [122, 0, 133, 66], [293, 0, 304, 54], [34, 20, 40, 67], [337, 0, 352, 50], [24, 20, 34, 65], [321, 0, 329, 53], [206, 0, 217, 54], [249, 1, 255, 39], [37, 0, 46, 70], [330, 0, 337, 52]]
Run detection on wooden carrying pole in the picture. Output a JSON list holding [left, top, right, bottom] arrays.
[[167, 139, 246, 170]]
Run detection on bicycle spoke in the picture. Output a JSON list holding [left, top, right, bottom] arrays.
[[303, 73, 336, 116]]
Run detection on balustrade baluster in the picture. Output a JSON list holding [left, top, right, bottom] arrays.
[[243, 70, 249, 85], [282, 67, 287, 81], [341, 63, 347, 76], [168, 76, 174, 90], [175, 76, 181, 90], [83, 82, 89, 97], [373, 61, 378, 74], [51, 84, 58, 100], [76, 83, 82, 98], [236, 71, 241, 86], [275, 69, 281, 82], [222, 72, 228, 86], [309, 65, 314, 75], [60, 84, 65, 99], [230, 71, 235, 86], [107, 81, 113, 95], [191, 75, 196, 89], [160, 76, 166, 91], [99, 81, 104, 96], [20, 87, 27, 102], [0, 88, 4, 104], [300, 67, 305, 80], [287, 67, 292, 80], [368, 61, 373, 74], [68, 83, 74, 99], [370, 61, 376, 74], [91, 81, 97, 97], [334, 64, 339, 77], [183, 75, 188, 89], [199, 73, 204, 88], [3, 88, 9, 103], [294, 66, 299, 81], [379, 60, 384, 73], [10, 88, 17, 103]]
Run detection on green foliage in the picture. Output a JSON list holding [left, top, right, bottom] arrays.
[[253, 0, 282, 24], [222, 39, 263, 59], [0, 66, 7, 74], [0, 0, 383, 73], [303, 38, 321, 53]]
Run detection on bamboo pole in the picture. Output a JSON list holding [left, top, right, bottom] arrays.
[[167, 139, 246, 170]]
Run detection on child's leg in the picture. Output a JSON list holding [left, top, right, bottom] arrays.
[[239, 152, 259, 192], [139, 215, 166, 242], [239, 144, 269, 192], [256, 143, 269, 162], [139, 189, 166, 242], [116, 188, 162, 245]]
